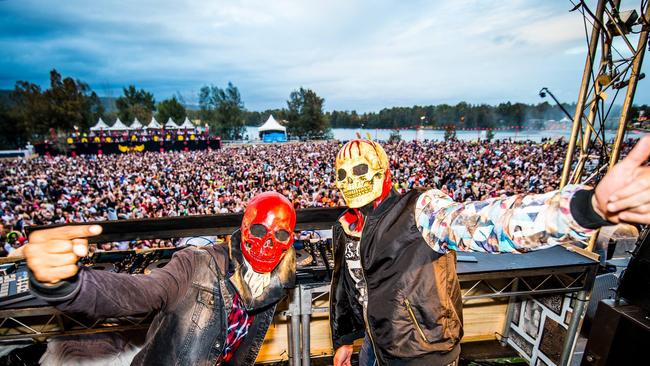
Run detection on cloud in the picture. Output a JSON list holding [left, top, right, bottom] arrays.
[[0, 0, 647, 111]]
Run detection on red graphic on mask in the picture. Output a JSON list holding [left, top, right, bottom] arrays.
[[241, 192, 296, 273]]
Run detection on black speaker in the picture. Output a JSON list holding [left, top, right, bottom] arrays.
[[581, 299, 650, 366], [617, 227, 650, 312]]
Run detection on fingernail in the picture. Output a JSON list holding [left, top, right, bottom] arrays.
[[73, 244, 88, 257], [609, 195, 618, 202], [89, 225, 102, 234], [607, 203, 616, 211]]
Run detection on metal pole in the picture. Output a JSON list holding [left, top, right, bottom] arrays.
[[560, 0, 607, 188], [571, 81, 600, 185], [541, 87, 575, 121], [559, 289, 590, 366], [300, 285, 314, 366], [287, 319, 294, 366], [609, 5, 650, 167], [287, 288, 302, 366], [499, 278, 519, 347], [572, 0, 617, 185], [301, 313, 311, 366], [292, 312, 302, 365]]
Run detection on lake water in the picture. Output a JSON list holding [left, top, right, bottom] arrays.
[[244, 127, 647, 142]]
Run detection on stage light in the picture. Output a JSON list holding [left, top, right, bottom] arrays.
[[539, 87, 573, 121], [607, 9, 639, 36]]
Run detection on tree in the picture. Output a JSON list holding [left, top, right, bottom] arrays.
[[157, 97, 187, 124], [10, 81, 48, 142], [43, 70, 102, 131], [199, 82, 246, 140], [285, 87, 330, 140], [243, 109, 287, 126], [0, 101, 26, 149], [8, 69, 103, 145], [116, 85, 155, 124]]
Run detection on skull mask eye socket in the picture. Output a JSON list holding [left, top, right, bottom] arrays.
[[275, 229, 290, 242], [250, 224, 267, 238], [337, 169, 347, 181], [352, 164, 369, 176]]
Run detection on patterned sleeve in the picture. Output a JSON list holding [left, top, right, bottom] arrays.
[[414, 185, 596, 254]]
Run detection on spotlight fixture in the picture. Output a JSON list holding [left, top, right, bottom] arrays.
[[538, 87, 574, 121], [607, 9, 639, 36]]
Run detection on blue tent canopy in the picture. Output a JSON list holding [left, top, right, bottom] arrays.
[[258, 115, 287, 143], [262, 131, 287, 142]]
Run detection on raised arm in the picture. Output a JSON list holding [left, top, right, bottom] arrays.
[[414, 185, 602, 254], [414, 136, 650, 254], [25, 225, 196, 318]]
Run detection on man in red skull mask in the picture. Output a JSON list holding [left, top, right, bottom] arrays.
[[24, 191, 296, 366], [330, 138, 650, 366]]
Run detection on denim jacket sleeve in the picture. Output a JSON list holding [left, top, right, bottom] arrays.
[[413, 185, 604, 254], [29, 246, 197, 317]]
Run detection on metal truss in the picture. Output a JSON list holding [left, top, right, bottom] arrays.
[[284, 282, 330, 366], [0, 306, 153, 342], [0, 265, 596, 366], [460, 270, 590, 302], [561, 0, 650, 188]]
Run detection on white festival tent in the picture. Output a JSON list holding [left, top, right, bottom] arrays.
[[130, 117, 143, 130], [90, 117, 110, 131], [258, 115, 287, 133], [108, 118, 130, 131], [179, 117, 195, 130], [147, 117, 163, 129], [164, 117, 180, 129]]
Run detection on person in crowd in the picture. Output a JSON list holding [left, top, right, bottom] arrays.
[[330, 137, 650, 366], [0, 138, 638, 256], [24, 192, 297, 366]]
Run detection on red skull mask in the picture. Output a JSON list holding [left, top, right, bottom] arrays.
[[240, 192, 296, 273]]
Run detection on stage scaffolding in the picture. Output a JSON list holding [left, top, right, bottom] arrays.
[[0, 246, 598, 366], [560, 0, 649, 191]]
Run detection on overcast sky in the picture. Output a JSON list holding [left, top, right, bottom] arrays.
[[1, 0, 648, 112]]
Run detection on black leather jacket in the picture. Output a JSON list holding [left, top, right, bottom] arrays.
[[330, 190, 462, 366], [30, 232, 295, 366]]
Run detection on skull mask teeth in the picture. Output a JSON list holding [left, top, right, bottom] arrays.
[[335, 140, 390, 208]]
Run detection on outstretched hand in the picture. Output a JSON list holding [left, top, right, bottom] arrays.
[[24, 225, 102, 284], [594, 135, 650, 224]]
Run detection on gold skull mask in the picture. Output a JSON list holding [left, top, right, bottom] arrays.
[[335, 140, 390, 208]]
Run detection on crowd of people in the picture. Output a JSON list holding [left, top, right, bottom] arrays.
[[0, 138, 635, 256]]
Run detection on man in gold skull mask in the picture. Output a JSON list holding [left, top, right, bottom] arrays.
[[330, 137, 650, 366]]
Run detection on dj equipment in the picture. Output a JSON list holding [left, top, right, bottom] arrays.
[[0, 262, 35, 307], [0, 248, 181, 308], [295, 237, 334, 283], [80, 247, 181, 275], [295, 249, 314, 267]]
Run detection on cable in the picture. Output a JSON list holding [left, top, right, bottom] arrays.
[[570, 0, 631, 63], [181, 236, 217, 247]]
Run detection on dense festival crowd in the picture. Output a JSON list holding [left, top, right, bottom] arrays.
[[0, 138, 635, 256]]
